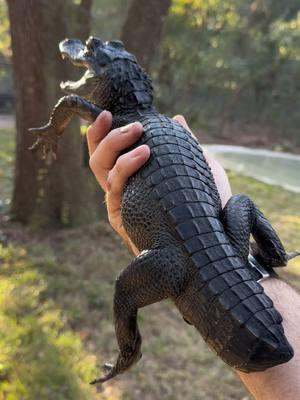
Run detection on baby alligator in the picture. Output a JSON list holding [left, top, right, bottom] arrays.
[[30, 37, 298, 384]]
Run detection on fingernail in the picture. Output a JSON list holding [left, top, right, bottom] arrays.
[[132, 146, 142, 156], [120, 123, 134, 133], [98, 110, 107, 119], [132, 145, 150, 159], [91, 110, 106, 128]]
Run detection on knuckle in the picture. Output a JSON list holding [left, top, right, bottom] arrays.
[[100, 129, 118, 149], [110, 126, 122, 137], [89, 156, 95, 171], [107, 213, 117, 229], [106, 174, 113, 192], [114, 154, 127, 174], [89, 154, 96, 171], [86, 124, 93, 137], [86, 123, 97, 141]]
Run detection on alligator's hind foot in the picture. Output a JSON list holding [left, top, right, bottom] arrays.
[[90, 339, 142, 385], [221, 194, 298, 269], [91, 246, 188, 384], [90, 363, 115, 385]]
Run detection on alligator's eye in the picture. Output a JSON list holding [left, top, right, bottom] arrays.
[[109, 40, 124, 49], [86, 36, 104, 51]]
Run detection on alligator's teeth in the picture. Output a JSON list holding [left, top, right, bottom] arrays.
[[60, 81, 73, 90]]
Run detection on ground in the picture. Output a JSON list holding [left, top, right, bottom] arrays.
[[0, 126, 299, 400]]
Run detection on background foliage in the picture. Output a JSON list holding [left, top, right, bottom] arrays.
[[156, 0, 300, 142], [1, 0, 300, 144]]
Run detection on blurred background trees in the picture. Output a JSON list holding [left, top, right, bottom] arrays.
[[157, 0, 300, 141], [6, 0, 102, 228], [1, 0, 300, 228], [121, 0, 171, 71]]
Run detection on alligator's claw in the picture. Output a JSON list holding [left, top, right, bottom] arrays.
[[89, 363, 117, 385], [90, 348, 142, 385], [28, 123, 58, 162]]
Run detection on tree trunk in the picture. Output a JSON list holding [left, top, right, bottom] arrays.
[[7, 0, 47, 225], [121, 0, 171, 72], [7, 0, 103, 227]]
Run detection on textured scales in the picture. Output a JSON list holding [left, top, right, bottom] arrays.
[[29, 37, 295, 384]]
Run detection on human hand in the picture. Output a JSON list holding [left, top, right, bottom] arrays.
[[87, 112, 232, 254], [87, 110, 150, 254]]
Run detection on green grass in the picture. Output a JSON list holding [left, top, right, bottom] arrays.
[[0, 127, 299, 399], [0, 245, 98, 400]]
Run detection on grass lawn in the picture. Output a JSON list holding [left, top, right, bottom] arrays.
[[0, 127, 299, 399]]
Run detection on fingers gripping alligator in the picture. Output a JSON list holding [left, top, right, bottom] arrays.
[[30, 37, 298, 384]]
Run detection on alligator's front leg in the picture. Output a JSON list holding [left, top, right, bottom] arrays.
[[29, 95, 102, 157], [90, 246, 188, 384]]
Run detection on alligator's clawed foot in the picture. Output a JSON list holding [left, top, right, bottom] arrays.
[[89, 363, 117, 385], [28, 123, 59, 162], [90, 346, 142, 385]]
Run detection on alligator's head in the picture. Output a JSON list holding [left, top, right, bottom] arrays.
[[59, 36, 154, 113]]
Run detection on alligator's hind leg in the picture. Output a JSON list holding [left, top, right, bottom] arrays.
[[90, 245, 187, 384], [221, 194, 298, 269]]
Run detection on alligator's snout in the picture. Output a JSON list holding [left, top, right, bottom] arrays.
[[59, 38, 87, 67], [59, 36, 106, 67]]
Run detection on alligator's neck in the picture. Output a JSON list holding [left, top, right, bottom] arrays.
[[108, 60, 155, 115], [111, 94, 156, 115]]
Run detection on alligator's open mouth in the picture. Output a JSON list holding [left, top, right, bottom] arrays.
[[59, 38, 97, 94]]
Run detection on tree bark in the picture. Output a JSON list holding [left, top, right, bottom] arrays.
[[121, 0, 171, 72], [7, 0, 48, 225], [7, 0, 102, 227]]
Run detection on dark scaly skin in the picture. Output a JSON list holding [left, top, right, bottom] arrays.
[[30, 37, 297, 384]]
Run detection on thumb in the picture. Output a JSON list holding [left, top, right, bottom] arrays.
[[173, 114, 192, 134]]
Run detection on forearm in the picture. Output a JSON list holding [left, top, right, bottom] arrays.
[[237, 277, 300, 400]]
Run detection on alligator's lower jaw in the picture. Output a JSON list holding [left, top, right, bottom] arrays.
[[60, 79, 83, 94], [60, 70, 94, 95]]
